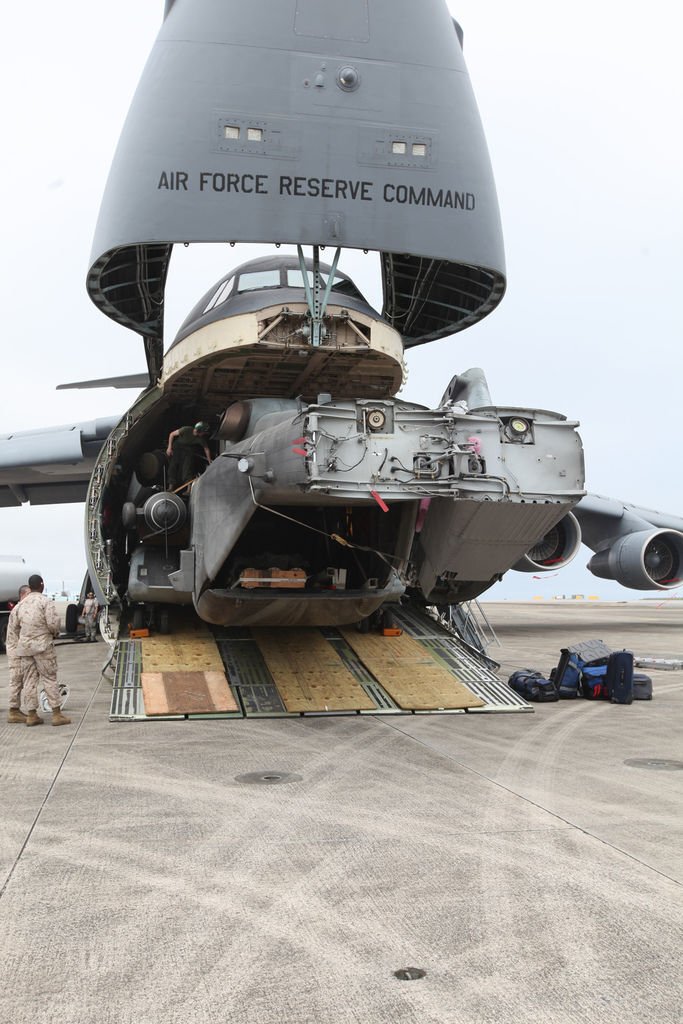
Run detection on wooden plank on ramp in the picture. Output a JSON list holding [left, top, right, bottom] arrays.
[[141, 670, 239, 716], [340, 630, 485, 711], [252, 629, 376, 712], [141, 630, 225, 674]]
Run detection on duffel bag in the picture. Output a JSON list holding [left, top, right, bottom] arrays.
[[508, 669, 559, 702]]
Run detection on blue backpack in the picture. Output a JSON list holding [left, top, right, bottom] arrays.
[[553, 641, 613, 699], [581, 663, 609, 699], [553, 649, 584, 698]]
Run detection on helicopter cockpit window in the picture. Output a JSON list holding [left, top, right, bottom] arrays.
[[235, 270, 281, 293]]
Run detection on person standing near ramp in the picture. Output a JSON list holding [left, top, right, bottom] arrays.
[[6, 584, 31, 723], [82, 590, 99, 642], [11, 574, 71, 727]]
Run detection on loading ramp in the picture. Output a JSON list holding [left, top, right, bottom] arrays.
[[109, 605, 530, 721]]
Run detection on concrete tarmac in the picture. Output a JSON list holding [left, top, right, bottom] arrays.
[[0, 602, 681, 1024]]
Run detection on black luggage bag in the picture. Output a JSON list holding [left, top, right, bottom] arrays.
[[508, 669, 559, 702], [606, 650, 634, 704]]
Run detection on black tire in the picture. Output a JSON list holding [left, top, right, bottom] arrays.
[[0, 617, 7, 653], [132, 606, 145, 630], [357, 616, 370, 633], [65, 604, 80, 634], [158, 608, 171, 635]]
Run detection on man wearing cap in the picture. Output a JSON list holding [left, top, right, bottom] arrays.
[[8, 574, 70, 727], [166, 422, 212, 491]]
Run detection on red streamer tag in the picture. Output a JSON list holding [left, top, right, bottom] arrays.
[[370, 490, 389, 512], [292, 447, 308, 457]]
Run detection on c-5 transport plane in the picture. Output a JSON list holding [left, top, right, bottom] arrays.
[[0, 0, 680, 636]]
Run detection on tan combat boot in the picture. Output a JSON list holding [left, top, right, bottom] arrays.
[[26, 710, 44, 726], [7, 708, 27, 724], [52, 707, 71, 727]]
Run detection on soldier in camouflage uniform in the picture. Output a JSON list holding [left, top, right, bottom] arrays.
[[6, 584, 31, 723], [9, 574, 71, 727]]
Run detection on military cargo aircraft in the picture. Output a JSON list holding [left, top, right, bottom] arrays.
[[0, 0, 680, 637]]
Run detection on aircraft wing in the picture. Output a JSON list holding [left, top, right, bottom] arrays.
[[56, 373, 150, 391], [0, 417, 120, 507], [574, 493, 683, 590]]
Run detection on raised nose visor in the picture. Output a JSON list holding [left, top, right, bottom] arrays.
[[87, 0, 506, 375]]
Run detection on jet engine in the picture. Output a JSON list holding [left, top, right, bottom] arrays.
[[587, 529, 683, 590], [512, 512, 582, 573]]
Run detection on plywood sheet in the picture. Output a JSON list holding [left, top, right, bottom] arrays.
[[340, 630, 485, 711], [141, 630, 225, 674], [141, 670, 239, 716], [253, 629, 376, 712]]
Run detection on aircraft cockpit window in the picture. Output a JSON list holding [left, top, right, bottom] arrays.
[[204, 278, 234, 312], [235, 270, 281, 292], [286, 269, 349, 291]]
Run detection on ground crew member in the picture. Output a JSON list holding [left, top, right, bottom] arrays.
[[82, 590, 99, 642], [6, 584, 31, 723], [166, 421, 212, 491], [11, 574, 71, 727]]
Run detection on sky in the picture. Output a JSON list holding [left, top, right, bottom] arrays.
[[0, 1, 681, 600]]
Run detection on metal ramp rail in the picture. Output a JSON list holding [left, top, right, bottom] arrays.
[[441, 601, 500, 655]]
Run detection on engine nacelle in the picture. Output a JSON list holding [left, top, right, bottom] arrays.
[[587, 529, 683, 590], [512, 512, 582, 573]]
